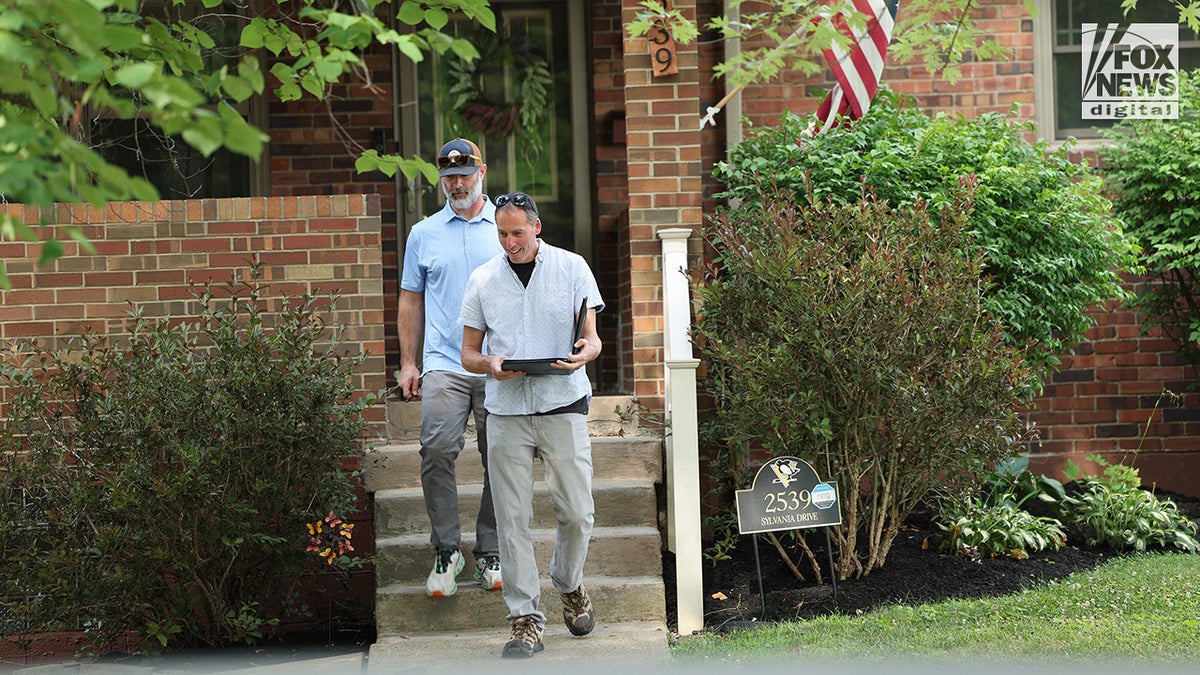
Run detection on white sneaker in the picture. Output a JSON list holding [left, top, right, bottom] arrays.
[[474, 554, 502, 591], [426, 547, 464, 598]]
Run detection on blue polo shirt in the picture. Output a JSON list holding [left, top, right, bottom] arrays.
[[401, 198, 502, 376]]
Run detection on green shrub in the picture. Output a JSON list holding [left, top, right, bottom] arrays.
[[1056, 456, 1199, 554], [0, 266, 376, 651], [693, 182, 1038, 580], [935, 496, 1067, 560], [933, 455, 1068, 559], [714, 89, 1140, 372], [1100, 69, 1200, 363]]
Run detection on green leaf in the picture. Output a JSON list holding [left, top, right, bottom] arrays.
[[397, 1, 426, 26], [181, 118, 223, 158], [219, 104, 266, 158], [37, 238, 64, 266], [424, 8, 448, 30], [114, 62, 158, 89]]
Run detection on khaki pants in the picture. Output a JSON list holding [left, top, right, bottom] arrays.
[[486, 412, 594, 626]]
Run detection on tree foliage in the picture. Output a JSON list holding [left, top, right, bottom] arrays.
[[1099, 69, 1200, 364], [0, 0, 493, 286], [713, 90, 1140, 372], [630, 0, 1200, 92], [629, 0, 1038, 89]]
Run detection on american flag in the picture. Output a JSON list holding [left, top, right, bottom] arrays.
[[814, 0, 898, 134]]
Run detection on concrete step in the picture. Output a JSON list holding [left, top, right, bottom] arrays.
[[372, 394, 665, 642], [373, 479, 659, 540], [375, 575, 665, 635], [375, 525, 663, 584], [363, 435, 663, 492]]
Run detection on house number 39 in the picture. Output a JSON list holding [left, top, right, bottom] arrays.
[[647, 23, 679, 77]]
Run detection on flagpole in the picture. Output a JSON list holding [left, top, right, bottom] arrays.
[[700, 84, 745, 129]]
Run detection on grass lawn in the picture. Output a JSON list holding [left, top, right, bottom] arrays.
[[670, 552, 1200, 665]]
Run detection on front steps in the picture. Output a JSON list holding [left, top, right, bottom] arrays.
[[365, 395, 667, 638]]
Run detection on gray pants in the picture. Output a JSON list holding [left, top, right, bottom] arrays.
[[419, 370, 498, 557], [487, 413, 594, 626]]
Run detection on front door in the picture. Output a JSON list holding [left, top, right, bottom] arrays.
[[395, 0, 591, 261]]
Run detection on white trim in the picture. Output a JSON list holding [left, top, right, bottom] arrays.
[[568, 0, 593, 262], [1032, 0, 1055, 141]]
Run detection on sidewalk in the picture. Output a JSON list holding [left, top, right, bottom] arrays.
[[5, 621, 673, 673]]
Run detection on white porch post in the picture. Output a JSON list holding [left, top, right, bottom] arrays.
[[658, 227, 703, 635]]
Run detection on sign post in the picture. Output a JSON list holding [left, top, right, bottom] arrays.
[[734, 456, 842, 620]]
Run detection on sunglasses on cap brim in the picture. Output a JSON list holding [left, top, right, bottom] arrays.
[[437, 154, 482, 169]]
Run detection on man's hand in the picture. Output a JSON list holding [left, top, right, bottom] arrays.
[[398, 363, 422, 400]]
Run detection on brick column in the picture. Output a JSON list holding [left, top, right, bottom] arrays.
[[620, 0, 705, 413]]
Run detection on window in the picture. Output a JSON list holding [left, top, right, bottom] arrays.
[[1035, 0, 1200, 141], [90, 2, 268, 199]]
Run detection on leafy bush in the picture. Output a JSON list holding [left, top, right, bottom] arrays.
[[934, 496, 1067, 560], [693, 182, 1038, 580], [714, 89, 1140, 371], [1100, 69, 1200, 363], [0, 267, 376, 651], [1056, 456, 1199, 554]]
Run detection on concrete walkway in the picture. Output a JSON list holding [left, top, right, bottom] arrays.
[[366, 620, 672, 672], [6, 621, 673, 673]]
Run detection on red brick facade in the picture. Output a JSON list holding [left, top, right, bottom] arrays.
[[1026, 296, 1200, 497], [605, 0, 1200, 495], [0, 196, 388, 436]]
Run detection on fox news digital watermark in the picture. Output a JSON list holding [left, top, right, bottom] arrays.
[[1082, 22, 1178, 120]]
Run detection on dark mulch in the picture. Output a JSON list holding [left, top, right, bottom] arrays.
[[667, 489, 1200, 634]]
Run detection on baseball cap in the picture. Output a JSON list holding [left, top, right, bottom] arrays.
[[436, 138, 484, 177]]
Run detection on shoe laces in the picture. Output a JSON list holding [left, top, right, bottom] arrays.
[[434, 547, 457, 574], [480, 554, 500, 571], [511, 616, 541, 644], [561, 586, 591, 615]]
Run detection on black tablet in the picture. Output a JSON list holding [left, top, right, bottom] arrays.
[[500, 358, 573, 375], [500, 297, 588, 376]]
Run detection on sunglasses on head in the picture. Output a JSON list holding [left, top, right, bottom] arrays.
[[437, 153, 481, 169], [494, 193, 530, 208], [494, 193, 538, 215]]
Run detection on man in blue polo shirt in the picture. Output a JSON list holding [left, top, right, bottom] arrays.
[[398, 138, 504, 598]]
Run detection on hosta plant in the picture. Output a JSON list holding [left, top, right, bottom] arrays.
[[934, 494, 1067, 560], [1058, 456, 1199, 553]]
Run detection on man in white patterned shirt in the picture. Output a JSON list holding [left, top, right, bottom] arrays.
[[459, 192, 603, 659]]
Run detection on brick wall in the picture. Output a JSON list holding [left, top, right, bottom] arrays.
[[1026, 294, 1200, 496], [732, 0, 1037, 128], [0, 195, 388, 436], [611, 0, 1200, 495], [620, 0, 707, 412], [265, 44, 403, 391], [593, 0, 631, 391]]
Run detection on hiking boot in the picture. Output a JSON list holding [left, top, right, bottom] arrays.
[[501, 615, 544, 658], [474, 553, 502, 591], [560, 585, 595, 636], [425, 547, 464, 598]]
